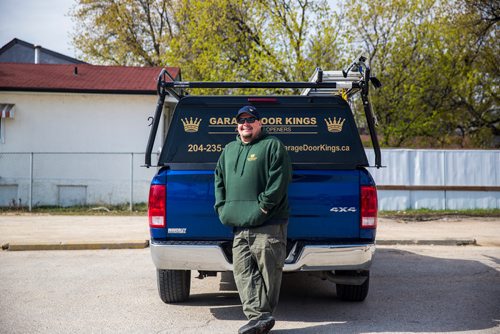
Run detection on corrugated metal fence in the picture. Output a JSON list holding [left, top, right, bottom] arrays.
[[367, 149, 500, 210], [0, 150, 499, 210]]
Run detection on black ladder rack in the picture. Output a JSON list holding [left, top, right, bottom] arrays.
[[146, 56, 382, 168]]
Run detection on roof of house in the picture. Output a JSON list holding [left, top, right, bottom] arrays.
[[0, 38, 86, 64], [0, 63, 180, 95]]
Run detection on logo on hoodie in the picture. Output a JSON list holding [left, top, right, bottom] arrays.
[[248, 154, 257, 161]]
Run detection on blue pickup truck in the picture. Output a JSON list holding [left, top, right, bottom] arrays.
[[145, 57, 382, 304]]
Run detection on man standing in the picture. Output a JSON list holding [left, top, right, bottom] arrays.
[[214, 105, 292, 334]]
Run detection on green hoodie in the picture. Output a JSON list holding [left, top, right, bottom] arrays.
[[214, 131, 292, 227]]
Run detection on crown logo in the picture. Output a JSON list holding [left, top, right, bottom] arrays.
[[181, 117, 202, 132], [248, 154, 257, 161], [324, 117, 345, 133]]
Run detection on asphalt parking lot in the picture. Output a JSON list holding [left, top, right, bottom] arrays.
[[1, 245, 499, 334]]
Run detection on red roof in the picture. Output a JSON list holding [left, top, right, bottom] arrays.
[[0, 63, 179, 94]]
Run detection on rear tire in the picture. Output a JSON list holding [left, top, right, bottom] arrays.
[[157, 269, 191, 303], [336, 270, 369, 302]]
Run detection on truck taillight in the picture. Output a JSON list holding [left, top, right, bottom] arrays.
[[361, 185, 377, 229], [148, 184, 166, 228]]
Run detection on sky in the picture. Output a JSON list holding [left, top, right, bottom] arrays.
[[0, 0, 77, 57]]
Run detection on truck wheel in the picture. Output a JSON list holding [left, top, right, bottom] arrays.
[[157, 269, 191, 303], [335, 270, 369, 302]]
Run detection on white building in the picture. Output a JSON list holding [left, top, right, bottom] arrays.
[[0, 63, 179, 207]]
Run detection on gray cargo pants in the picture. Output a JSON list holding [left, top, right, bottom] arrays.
[[232, 223, 287, 320]]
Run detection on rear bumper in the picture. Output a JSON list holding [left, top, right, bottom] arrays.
[[150, 241, 375, 272]]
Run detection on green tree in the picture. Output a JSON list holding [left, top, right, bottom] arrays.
[[450, 0, 499, 147], [165, 0, 344, 94], [72, 0, 177, 65], [344, 0, 498, 147], [72, 0, 344, 84]]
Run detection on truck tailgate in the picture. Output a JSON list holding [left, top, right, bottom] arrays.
[[158, 169, 364, 241]]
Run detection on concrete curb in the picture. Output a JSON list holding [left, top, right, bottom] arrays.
[[377, 239, 477, 246], [1, 238, 486, 251], [2, 240, 149, 251]]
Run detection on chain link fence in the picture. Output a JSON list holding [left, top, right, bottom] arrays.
[[0, 152, 159, 210]]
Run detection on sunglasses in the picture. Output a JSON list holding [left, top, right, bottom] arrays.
[[237, 117, 258, 124]]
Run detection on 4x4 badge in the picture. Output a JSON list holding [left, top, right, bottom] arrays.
[[330, 207, 357, 212]]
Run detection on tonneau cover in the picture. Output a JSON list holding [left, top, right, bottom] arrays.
[[159, 95, 368, 169]]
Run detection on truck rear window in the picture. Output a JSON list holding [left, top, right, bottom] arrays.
[[159, 95, 368, 169]]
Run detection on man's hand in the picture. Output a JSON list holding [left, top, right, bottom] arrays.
[[260, 207, 268, 214]]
